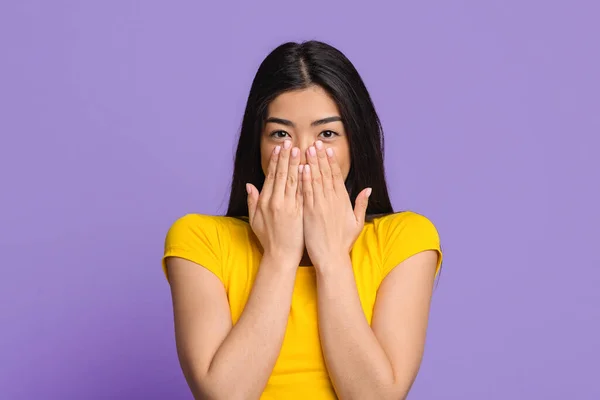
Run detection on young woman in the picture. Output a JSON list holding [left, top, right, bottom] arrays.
[[162, 40, 443, 400]]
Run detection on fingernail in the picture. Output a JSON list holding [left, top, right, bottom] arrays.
[[298, 164, 304, 173], [246, 183, 251, 195], [274, 145, 281, 155], [291, 147, 299, 157], [315, 140, 323, 150], [366, 188, 372, 198], [304, 164, 310, 174], [284, 140, 292, 149], [326, 148, 334, 157], [309, 146, 316, 156]]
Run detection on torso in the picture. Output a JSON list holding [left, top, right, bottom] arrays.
[[162, 211, 441, 399], [222, 217, 384, 399]]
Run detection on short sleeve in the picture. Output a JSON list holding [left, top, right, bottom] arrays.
[[378, 212, 443, 279], [161, 214, 225, 284]]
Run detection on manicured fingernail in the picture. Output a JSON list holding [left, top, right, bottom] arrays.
[[366, 188, 372, 198], [284, 140, 292, 149], [291, 147, 299, 157], [315, 140, 323, 150], [298, 164, 304, 173], [246, 183, 251, 195], [309, 146, 316, 156], [326, 148, 334, 157], [304, 164, 310, 174], [274, 145, 281, 155]]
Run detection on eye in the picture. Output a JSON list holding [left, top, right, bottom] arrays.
[[319, 130, 339, 139], [270, 130, 290, 139]]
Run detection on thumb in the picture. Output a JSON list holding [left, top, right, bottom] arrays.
[[246, 183, 259, 223], [353, 187, 371, 225]]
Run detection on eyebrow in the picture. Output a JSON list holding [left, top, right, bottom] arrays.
[[265, 116, 342, 127]]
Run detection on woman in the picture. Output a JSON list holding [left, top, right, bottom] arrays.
[[162, 40, 442, 399]]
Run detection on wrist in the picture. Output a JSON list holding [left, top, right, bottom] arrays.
[[261, 251, 301, 270], [313, 253, 352, 277]]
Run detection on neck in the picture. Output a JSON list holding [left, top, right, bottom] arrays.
[[299, 248, 312, 267]]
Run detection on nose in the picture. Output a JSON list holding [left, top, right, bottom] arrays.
[[295, 139, 313, 165], [299, 150, 307, 165]]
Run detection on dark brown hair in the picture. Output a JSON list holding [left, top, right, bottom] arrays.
[[226, 40, 394, 218]]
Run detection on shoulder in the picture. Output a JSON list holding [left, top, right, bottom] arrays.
[[167, 213, 229, 231], [371, 211, 442, 277], [165, 214, 244, 243], [164, 213, 251, 256], [373, 211, 440, 243], [162, 214, 248, 283]]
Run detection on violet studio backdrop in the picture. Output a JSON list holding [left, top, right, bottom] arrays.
[[1, 1, 598, 399]]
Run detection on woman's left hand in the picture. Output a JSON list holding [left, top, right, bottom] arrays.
[[302, 140, 372, 270]]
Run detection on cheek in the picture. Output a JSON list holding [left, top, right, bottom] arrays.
[[334, 142, 351, 179], [260, 142, 274, 174], [340, 154, 351, 180]]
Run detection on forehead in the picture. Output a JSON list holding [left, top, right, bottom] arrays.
[[267, 85, 340, 119]]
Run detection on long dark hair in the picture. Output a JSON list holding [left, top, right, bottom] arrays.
[[226, 40, 394, 218]]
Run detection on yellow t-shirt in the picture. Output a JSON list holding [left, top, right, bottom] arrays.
[[162, 211, 442, 399]]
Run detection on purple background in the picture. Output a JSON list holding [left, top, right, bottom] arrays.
[[1, 1, 598, 399]]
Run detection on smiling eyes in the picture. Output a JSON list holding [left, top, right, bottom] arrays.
[[270, 130, 339, 139]]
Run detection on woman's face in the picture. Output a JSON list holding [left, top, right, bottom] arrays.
[[260, 85, 351, 180]]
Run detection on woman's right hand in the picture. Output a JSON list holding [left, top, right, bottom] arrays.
[[246, 140, 304, 265]]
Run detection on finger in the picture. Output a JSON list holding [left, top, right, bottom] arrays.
[[306, 145, 323, 201], [315, 141, 333, 192], [297, 164, 304, 206], [302, 164, 314, 207], [354, 187, 372, 224], [246, 183, 259, 224], [260, 145, 281, 203], [285, 146, 301, 199], [272, 140, 292, 200], [326, 147, 346, 193]]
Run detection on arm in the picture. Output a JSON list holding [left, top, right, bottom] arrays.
[[315, 250, 438, 400], [167, 139, 304, 399], [167, 254, 297, 400]]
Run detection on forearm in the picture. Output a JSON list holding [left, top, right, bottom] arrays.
[[203, 255, 297, 399], [316, 256, 401, 400]]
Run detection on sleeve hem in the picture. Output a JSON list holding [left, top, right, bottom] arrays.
[[162, 246, 225, 286], [381, 245, 443, 281]]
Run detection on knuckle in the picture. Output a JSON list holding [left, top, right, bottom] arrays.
[[276, 170, 287, 180], [287, 174, 297, 186], [269, 200, 282, 211]]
